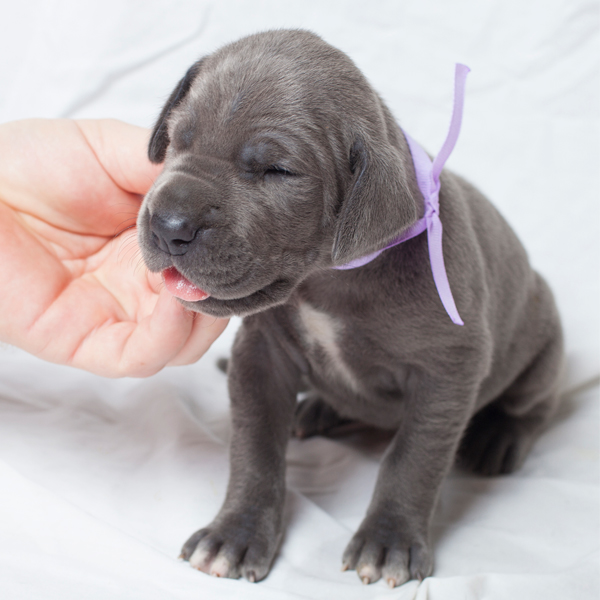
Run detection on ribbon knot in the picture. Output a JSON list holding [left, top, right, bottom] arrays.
[[425, 204, 438, 219], [334, 64, 470, 326]]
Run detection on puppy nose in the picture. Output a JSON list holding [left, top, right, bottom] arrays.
[[149, 213, 198, 256]]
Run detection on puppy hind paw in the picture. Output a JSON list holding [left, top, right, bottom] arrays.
[[459, 405, 537, 476], [293, 395, 353, 439], [216, 357, 229, 374]]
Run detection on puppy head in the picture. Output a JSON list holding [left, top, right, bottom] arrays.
[[138, 29, 419, 318]]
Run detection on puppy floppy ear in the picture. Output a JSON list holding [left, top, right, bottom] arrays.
[[148, 59, 204, 163], [332, 135, 419, 264]]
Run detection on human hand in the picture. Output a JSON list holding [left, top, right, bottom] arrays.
[[0, 119, 228, 377]]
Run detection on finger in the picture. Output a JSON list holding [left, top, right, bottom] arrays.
[[0, 119, 155, 236], [146, 270, 164, 294], [167, 313, 229, 367], [72, 288, 193, 377], [116, 288, 197, 377], [76, 119, 163, 196]]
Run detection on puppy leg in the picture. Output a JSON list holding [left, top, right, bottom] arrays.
[[181, 324, 300, 583], [459, 332, 563, 475], [342, 377, 479, 587]]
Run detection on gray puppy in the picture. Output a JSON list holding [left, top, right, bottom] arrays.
[[137, 30, 563, 587]]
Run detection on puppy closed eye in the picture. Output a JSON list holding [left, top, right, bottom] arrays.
[[239, 139, 298, 180], [264, 165, 296, 178]]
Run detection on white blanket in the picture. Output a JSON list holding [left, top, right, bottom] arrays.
[[1, 1, 598, 598]]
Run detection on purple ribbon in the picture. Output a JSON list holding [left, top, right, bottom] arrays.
[[334, 64, 470, 326]]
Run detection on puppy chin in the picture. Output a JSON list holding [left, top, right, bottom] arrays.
[[177, 278, 296, 318]]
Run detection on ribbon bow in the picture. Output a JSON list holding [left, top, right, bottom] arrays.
[[334, 64, 470, 326]]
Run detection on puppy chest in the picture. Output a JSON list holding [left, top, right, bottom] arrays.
[[296, 303, 361, 393]]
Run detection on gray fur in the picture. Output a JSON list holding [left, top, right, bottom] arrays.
[[138, 30, 563, 586]]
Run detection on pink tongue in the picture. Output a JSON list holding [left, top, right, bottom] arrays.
[[162, 267, 210, 301]]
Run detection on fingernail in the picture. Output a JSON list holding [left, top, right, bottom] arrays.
[[247, 571, 256, 583], [387, 578, 397, 588], [362, 576, 370, 585], [341, 564, 348, 572]]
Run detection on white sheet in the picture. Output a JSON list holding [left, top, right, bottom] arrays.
[[1, 1, 598, 598]]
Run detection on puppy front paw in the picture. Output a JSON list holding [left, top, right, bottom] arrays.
[[180, 512, 280, 583], [342, 513, 433, 588]]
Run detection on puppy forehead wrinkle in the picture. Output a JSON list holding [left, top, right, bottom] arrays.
[[229, 92, 245, 117], [170, 44, 382, 163], [189, 45, 348, 115]]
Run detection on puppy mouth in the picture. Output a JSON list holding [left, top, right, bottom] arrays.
[[160, 264, 295, 318], [162, 267, 211, 302], [161, 264, 279, 305]]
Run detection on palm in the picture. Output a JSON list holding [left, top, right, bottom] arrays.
[[0, 119, 227, 376]]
